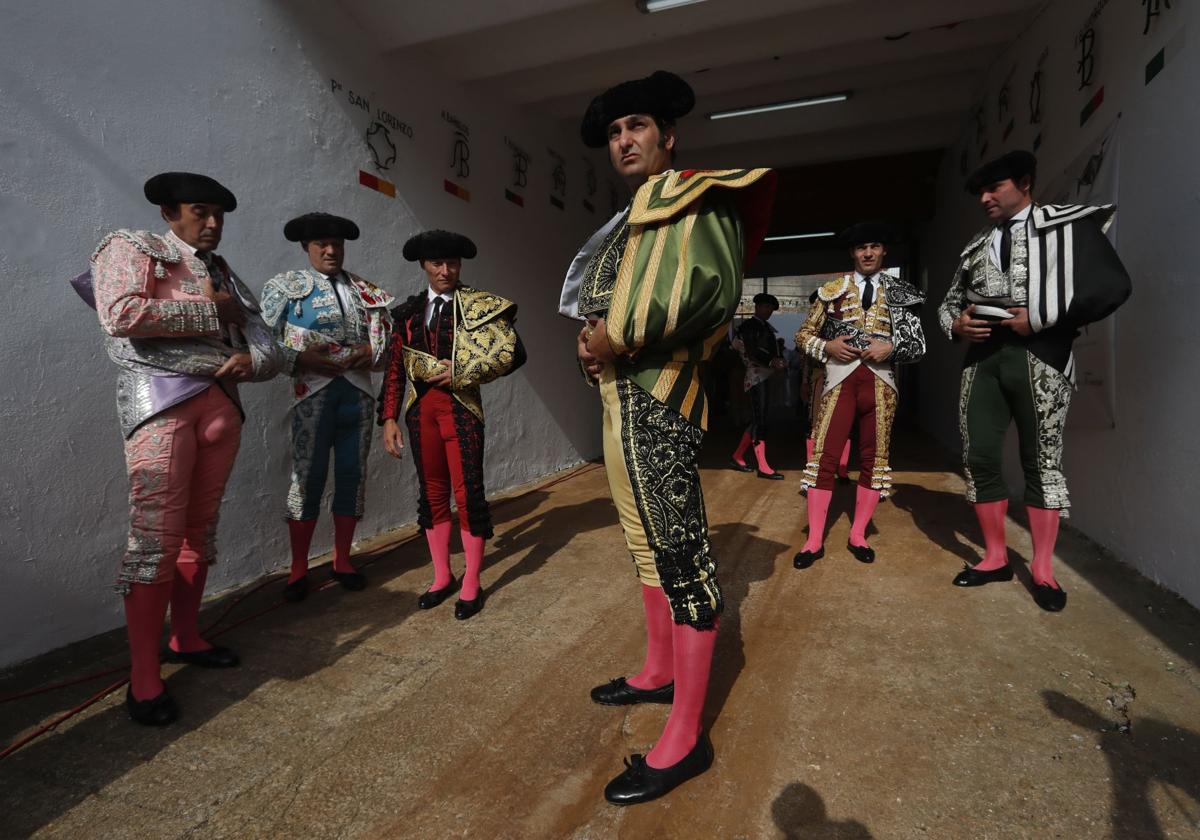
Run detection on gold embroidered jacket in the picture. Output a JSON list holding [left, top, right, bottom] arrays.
[[378, 285, 526, 424]]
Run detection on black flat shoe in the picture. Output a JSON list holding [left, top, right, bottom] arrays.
[[417, 576, 459, 609], [604, 734, 714, 805], [846, 541, 875, 564], [331, 569, 367, 591], [454, 593, 484, 620], [126, 686, 179, 727], [283, 575, 309, 603], [1032, 582, 1068, 612], [756, 470, 785, 480], [590, 676, 674, 706], [952, 565, 1014, 587], [163, 645, 240, 668], [793, 547, 824, 569], [729, 458, 754, 473]]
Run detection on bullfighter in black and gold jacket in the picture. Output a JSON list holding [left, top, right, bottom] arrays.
[[378, 230, 525, 621]]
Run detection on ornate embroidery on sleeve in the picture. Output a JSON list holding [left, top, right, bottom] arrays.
[[92, 234, 219, 338], [888, 301, 926, 365], [938, 255, 971, 340], [796, 296, 830, 363]]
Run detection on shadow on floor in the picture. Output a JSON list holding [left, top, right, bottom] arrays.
[[486, 490, 616, 601], [890, 465, 1200, 673], [705, 522, 790, 731], [1044, 690, 1200, 840], [0, 470, 631, 835], [889, 482, 981, 568], [771, 782, 873, 839], [0, 536, 429, 836]]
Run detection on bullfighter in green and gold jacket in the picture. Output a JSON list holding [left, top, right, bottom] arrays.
[[559, 70, 775, 806]]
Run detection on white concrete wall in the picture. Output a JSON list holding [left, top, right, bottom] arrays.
[[0, 1, 619, 666], [918, 0, 1199, 604]]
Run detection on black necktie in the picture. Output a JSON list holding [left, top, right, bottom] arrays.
[[999, 221, 1016, 273], [861, 274, 874, 311], [197, 251, 222, 290]]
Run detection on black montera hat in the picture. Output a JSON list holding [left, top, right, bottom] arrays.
[[838, 221, 897, 248], [284, 212, 360, 242], [580, 70, 695, 148], [402, 230, 477, 262], [144, 172, 237, 211], [753, 292, 780, 310], [965, 150, 1037, 194]]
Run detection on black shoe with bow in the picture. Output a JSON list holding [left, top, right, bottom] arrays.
[[590, 676, 674, 706], [417, 576, 459, 609], [454, 593, 484, 621], [793, 547, 824, 569], [952, 565, 1014, 587], [1032, 582, 1068, 612], [163, 645, 240, 668], [126, 686, 179, 727], [756, 469, 785, 481], [846, 541, 875, 564], [604, 734, 714, 805], [729, 458, 754, 473]]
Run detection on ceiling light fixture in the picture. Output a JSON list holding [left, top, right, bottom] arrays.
[[636, 0, 709, 13], [762, 232, 837, 242], [708, 93, 850, 121]]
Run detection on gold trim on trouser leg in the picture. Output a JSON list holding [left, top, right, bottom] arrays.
[[599, 367, 660, 586], [802, 382, 843, 491], [872, 377, 898, 498]]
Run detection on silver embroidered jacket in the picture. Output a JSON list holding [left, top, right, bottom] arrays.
[[260, 269, 394, 408], [938, 203, 1132, 377], [89, 229, 281, 437]]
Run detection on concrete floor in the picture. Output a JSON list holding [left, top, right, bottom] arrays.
[[2, 431, 1199, 839]]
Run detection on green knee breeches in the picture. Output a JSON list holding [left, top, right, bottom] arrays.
[[958, 344, 1072, 510]]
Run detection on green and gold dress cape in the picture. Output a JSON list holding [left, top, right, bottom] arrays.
[[588, 167, 775, 429]]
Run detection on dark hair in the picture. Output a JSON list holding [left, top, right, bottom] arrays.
[[653, 116, 678, 163]]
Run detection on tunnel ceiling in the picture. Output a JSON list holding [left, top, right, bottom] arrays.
[[339, 0, 1045, 229]]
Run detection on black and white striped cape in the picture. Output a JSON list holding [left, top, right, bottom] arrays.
[[961, 203, 1131, 380]]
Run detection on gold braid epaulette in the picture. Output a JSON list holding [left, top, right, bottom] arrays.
[[456, 286, 516, 328], [628, 168, 773, 225]]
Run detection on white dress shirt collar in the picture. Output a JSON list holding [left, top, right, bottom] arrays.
[[853, 272, 880, 299], [322, 270, 357, 317], [1007, 203, 1033, 225], [989, 203, 1034, 268], [166, 229, 199, 256], [425, 286, 454, 328]]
